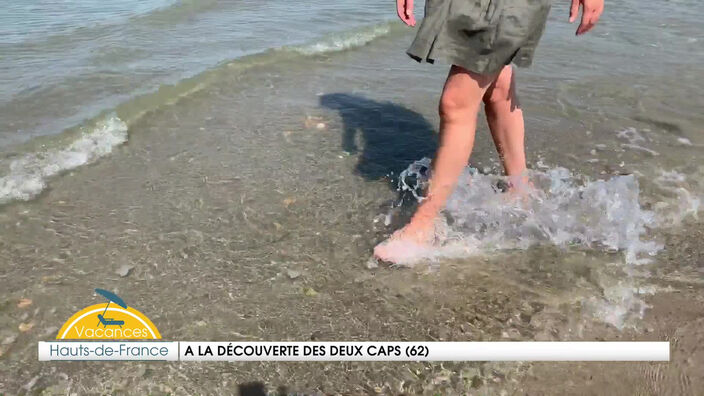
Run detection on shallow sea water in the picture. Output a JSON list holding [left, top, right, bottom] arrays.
[[0, 0, 703, 394]]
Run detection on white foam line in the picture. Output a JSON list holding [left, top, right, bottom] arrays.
[[293, 23, 392, 56], [0, 116, 128, 204]]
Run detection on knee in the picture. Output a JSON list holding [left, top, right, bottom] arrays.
[[439, 88, 478, 121]]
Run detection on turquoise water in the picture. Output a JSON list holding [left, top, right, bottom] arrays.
[[0, 0, 392, 147]]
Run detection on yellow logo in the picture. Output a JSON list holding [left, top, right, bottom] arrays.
[[56, 289, 161, 340]]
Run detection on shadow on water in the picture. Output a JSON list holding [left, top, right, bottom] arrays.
[[319, 93, 438, 182]]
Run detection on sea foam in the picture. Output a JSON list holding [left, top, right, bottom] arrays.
[[0, 116, 127, 204], [293, 23, 392, 55]]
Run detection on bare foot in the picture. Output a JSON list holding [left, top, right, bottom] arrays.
[[505, 173, 536, 204], [373, 219, 437, 266]]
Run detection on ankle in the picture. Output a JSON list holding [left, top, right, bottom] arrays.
[[502, 159, 526, 176], [410, 203, 440, 225]]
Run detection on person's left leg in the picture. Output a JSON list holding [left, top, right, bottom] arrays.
[[483, 65, 527, 176]]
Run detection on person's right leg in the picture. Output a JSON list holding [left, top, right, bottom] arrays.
[[374, 65, 496, 263], [483, 65, 527, 176]]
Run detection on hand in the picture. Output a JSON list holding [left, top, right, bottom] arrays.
[[569, 0, 604, 35], [396, 0, 416, 27]]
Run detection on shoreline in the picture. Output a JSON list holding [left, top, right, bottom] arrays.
[[1, 18, 703, 395], [0, 21, 401, 206]]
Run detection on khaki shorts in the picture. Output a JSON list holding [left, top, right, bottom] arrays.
[[407, 0, 552, 75]]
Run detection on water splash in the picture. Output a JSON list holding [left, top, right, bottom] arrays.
[[397, 156, 431, 201], [383, 159, 703, 329], [392, 158, 663, 266]]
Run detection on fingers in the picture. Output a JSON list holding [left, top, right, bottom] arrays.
[[569, 0, 580, 23], [576, 0, 604, 35], [396, 0, 405, 23], [396, 0, 415, 26], [406, 0, 416, 26]]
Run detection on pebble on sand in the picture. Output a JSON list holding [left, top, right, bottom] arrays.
[[283, 197, 296, 208], [677, 137, 693, 146], [304, 115, 327, 130], [17, 298, 32, 308], [19, 322, 35, 333], [116, 264, 134, 277], [302, 287, 318, 297]]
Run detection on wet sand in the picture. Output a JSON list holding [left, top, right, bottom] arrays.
[[1, 25, 704, 396]]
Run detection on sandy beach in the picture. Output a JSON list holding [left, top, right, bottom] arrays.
[[1, 0, 703, 394]]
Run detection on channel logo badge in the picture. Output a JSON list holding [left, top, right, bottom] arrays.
[[56, 289, 161, 340]]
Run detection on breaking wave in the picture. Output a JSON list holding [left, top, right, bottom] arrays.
[[0, 116, 127, 204]]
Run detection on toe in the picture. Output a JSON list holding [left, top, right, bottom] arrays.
[[373, 243, 389, 261]]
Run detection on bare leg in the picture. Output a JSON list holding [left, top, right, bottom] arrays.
[[483, 65, 526, 176], [374, 65, 496, 263]]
